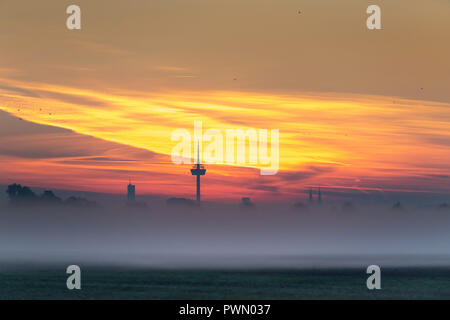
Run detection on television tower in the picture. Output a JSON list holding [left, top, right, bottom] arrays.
[[190, 141, 206, 203]]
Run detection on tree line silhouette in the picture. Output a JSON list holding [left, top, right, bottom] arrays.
[[6, 184, 96, 208]]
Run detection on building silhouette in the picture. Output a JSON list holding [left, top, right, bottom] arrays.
[[127, 181, 136, 202], [309, 188, 313, 204], [240, 197, 255, 209], [241, 197, 253, 206], [166, 197, 195, 206], [318, 187, 322, 205]]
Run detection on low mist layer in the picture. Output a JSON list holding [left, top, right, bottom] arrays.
[[1, 198, 450, 269]]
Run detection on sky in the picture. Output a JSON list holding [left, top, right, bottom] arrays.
[[0, 0, 449, 202]]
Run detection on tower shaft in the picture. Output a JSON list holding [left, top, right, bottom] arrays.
[[196, 174, 201, 202]]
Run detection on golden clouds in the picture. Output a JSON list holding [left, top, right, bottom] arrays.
[[1, 77, 449, 198]]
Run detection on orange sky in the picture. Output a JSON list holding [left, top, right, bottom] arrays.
[[1, 80, 449, 201], [0, 0, 449, 202]]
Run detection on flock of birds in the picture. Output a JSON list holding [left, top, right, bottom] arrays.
[[15, 107, 54, 121], [13, 85, 426, 120]]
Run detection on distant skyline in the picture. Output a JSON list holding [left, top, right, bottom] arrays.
[[0, 0, 449, 201]]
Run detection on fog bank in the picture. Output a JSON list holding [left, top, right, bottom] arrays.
[[1, 200, 450, 269]]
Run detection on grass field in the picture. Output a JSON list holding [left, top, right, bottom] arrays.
[[1, 266, 450, 299]]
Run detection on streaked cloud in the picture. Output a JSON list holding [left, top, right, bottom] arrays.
[[1, 79, 449, 200]]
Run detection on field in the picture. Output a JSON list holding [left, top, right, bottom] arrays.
[[1, 266, 450, 300]]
